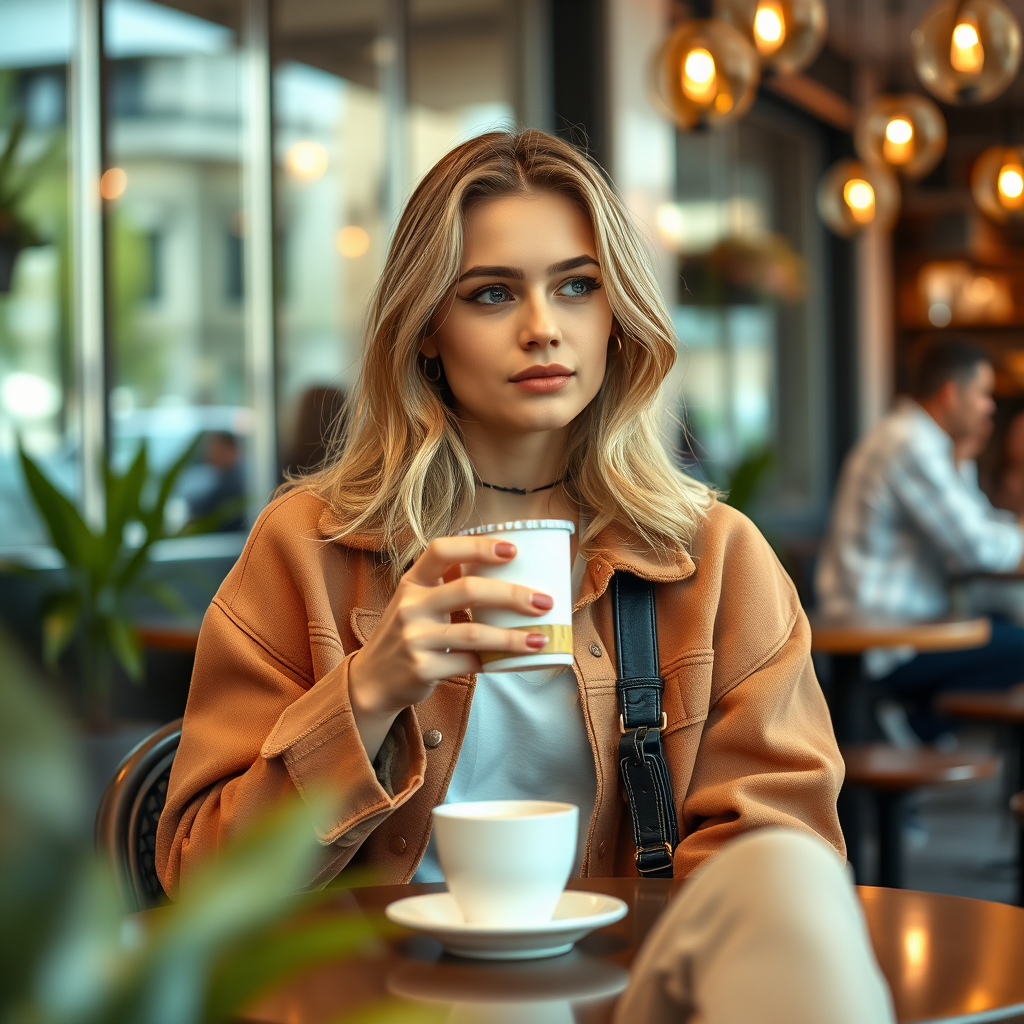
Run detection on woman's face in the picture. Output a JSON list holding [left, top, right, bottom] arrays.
[[422, 191, 614, 438]]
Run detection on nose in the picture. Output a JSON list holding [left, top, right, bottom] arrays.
[[518, 288, 561, 350]]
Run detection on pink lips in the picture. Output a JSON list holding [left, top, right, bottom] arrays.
[[510, 364, 574, 392]]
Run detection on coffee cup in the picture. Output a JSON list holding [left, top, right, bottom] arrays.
[[432, 800, 578, 926], [457, 519, 574, 672]]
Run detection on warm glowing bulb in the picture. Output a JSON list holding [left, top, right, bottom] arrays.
[[682, 47, 718, 102], [99, 167, 127, 200], [951, 15, 985, 73], [335, 225, 371, 258], [753, 0, 786, 55], [998, 164, 1024, 207], [843, 178, 876, 223], [883, 117, 915, 164], [286, 140, 329, 181], [885, 118, 913, 144]]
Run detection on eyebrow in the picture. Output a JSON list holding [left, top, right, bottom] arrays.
[[457, 254, 600, 283]]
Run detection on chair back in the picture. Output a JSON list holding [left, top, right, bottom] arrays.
[[95, 718, 182, 910]]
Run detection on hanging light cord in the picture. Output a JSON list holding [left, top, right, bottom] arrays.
[[475, 476, 566, 495]]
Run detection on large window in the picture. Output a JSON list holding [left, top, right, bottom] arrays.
[[273, 0, 522, 472], [0, 0, 75, 546], [667, 99, 828, 531], [0, 0, 535, 550]]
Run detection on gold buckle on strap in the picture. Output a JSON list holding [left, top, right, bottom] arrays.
[[619, 712, 668, 734], [635, 842, 674, 866]]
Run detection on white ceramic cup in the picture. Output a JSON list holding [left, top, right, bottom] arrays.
[[457, 519, 574, 673], [432, 800, 579, 926]]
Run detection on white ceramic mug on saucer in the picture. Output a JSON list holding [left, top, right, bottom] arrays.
[[457, 519, 574, 672], [432, 800, 578, 926]]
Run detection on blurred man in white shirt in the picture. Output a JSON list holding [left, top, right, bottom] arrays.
[[817, 339, 1024, 741]]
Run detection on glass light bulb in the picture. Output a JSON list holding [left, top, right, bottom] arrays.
[[843, 178, 876, 224], [882, 116, 915, 164], [998, 164, 1024, 202], [753, 0, 786, 55], [682, 47, 718, 102], [950, 14, 985, 73]]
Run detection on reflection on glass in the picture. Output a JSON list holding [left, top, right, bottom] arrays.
[[672, 111, 822, 520], [105, 0, 252, 527], [0, 0, 75, 546], [272, 0, 517, 473]]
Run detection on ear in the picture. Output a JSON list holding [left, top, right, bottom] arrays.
[[936, 379, 961, 408], [420, 334, 440, 359]]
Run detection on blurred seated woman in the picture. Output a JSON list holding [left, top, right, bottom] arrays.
[[156, 130, 845, 895]]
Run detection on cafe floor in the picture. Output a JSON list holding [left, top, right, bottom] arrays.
[[857, 725, 1019, 904]]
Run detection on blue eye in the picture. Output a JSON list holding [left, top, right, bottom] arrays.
[[557, 276, 600, 298], [475, 285, 512, 305]]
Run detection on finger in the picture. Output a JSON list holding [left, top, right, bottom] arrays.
[[418, 621, 552, 654], [406, 535, 518, 587], [417, 575, 553, 618]]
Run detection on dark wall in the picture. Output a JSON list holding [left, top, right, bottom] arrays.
[[550, 0, 607, 168]]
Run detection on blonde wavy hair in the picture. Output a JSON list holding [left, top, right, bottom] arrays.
[[301, 129, 711, 576]]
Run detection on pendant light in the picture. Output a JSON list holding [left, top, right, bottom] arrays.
[[912, 0, 1021, 104], [854, 94, 947, 179], [971, 145, 1024, 220], [713, 0, 828, 74], [649, 19, 761, 129], [817, 159, 901, 236]]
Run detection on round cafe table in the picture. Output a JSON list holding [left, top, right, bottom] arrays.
[[238, 878, 1024, 1024]]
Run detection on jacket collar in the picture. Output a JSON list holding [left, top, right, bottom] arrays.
[[317, 505, 698, 609]]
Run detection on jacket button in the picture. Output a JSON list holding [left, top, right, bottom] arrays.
[[423, 728, 443, 748], [389, 835, 407, 855], [589, 643, 602, 657], [598, 841, 607, 858]]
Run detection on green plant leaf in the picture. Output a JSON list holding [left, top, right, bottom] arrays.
[[176, 495, 247, 537], [105, 442, 148, 558], [106, 614, 143, 682], [142, 435, 203, 540], [0, 115, 26, 205], [139, 579, 194, 620], [41, 592, 81, 669], [18, 443, 96, 573]]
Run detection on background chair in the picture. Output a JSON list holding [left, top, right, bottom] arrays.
[[95, 718, 181, 910]]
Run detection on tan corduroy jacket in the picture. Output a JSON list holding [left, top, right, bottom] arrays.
[[156, 488, 845, 897]]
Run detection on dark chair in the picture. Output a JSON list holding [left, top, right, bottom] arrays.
[[95, 718, 182, 910]]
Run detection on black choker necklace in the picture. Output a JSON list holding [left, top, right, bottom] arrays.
[[476, 476, 566, 496]]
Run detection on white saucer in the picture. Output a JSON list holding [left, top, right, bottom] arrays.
[[384, 890, 628, 960]]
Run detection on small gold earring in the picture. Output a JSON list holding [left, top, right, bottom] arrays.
[[610, 334, 623, 353], [423, 358, 442, 382]]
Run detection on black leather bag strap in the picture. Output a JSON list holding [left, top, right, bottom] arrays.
[[612, 571, 679, 878]]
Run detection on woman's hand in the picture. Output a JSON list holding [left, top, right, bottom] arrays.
[[348, 536, 553, 760]]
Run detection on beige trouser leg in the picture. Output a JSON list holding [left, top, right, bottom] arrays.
[[614, 829, 895, 1024]]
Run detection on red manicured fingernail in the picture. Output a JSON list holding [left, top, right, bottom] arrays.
[[530, 593, 554, 610], [526, 633, 549, 649], [494, 542, 516, 558]]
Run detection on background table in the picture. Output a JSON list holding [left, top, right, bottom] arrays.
[[809, 615, 991, 744], [238, 878, 1024, 1024]]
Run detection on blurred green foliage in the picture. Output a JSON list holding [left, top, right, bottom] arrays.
[[17, 440, 235, 725], [0, 628, 398, 1024], [716, 445, 775, 516]]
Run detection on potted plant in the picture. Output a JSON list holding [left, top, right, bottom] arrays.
[[18, 438, 236, 727], [0, 115, 52, 292]]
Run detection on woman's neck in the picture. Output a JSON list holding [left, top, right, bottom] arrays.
[[460, 421, 579, 544]]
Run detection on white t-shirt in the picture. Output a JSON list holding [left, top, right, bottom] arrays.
[[412, 554, 596, 882]]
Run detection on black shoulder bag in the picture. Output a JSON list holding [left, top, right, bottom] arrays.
[[612, 571, 679, 878]]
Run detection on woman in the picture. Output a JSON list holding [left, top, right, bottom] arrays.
[[156, 130, 844, 894]]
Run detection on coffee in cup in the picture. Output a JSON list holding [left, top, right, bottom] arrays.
[[432, 800, 578, 926], [457, 519, 574, 672]]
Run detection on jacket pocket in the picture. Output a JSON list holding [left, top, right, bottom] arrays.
[[661, 650, 715, 736]]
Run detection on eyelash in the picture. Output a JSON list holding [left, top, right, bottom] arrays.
[[464, 276, 602, 305]]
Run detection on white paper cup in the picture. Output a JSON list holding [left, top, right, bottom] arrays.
[[458, 519, 574, 673], [432, 800, 578, 926]]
